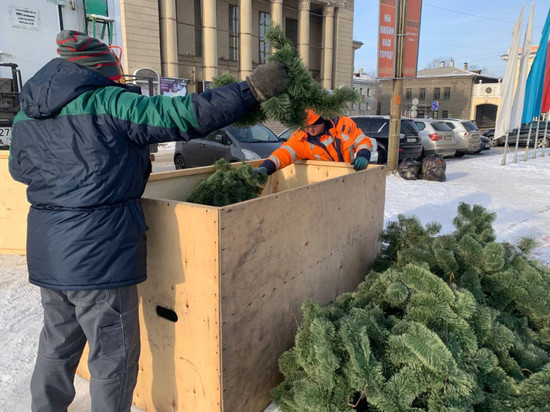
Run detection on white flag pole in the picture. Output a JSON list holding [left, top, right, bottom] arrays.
[[543, 113, 549, 157], [523, 120, 533, 161], [510, 3, 534, 163], [499, 5, 525, 166], [533, 117, 541, 158]]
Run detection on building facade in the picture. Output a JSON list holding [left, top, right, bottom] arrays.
[[118, 0, 356, 94], [1, 0, 356, 95], [349, 68, 380, 115], [378, 62, 500, 125]]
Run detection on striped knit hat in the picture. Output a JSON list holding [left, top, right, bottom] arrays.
[[56, 30, 122, 81]]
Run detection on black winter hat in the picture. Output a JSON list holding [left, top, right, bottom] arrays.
[[56, 30, 122, 81]]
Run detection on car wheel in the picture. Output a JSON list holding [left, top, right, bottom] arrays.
[[174, 153, 186, 169], [455, 151, 466, 158], [537, 138, 550, 149]]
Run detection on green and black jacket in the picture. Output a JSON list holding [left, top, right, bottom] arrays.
[[9, 58, 258, 290]]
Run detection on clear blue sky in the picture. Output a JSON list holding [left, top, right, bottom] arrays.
[[353, 0, 549, 78]]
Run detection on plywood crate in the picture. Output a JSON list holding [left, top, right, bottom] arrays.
[[0, 151, 28, 254], [73, 160, 386, 412]]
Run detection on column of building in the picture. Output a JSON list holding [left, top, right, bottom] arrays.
[[203, 0, 218, 81], [271, 0, 284, 34], [298, 0, 310, 68], [239, 0, 254, 79], [159, 0, 179, 77], [321, 4, 334, 90]]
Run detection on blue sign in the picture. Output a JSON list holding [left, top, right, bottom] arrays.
[[432, 100, 439, 111]]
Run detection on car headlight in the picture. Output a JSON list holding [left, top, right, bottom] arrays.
[[241, 148, 261, 160]]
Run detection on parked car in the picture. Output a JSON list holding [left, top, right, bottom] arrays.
[[277, 128, 295, 142], [413, 119, 457, 158], [485, 122, 550, 147], [174, 124, 282, 169], [277, 126, 380, 164], [444, 119, 482, 156], [349, 115, 423, 164], [477, 135, 491, 152]]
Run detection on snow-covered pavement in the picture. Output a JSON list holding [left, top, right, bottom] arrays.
[[1, 145, 549, 411]]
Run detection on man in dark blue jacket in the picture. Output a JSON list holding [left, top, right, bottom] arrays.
[[9, 30, 289, 412]]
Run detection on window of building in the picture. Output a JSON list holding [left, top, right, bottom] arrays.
[[433, 88, 440, 99], [228, 5, 239, 61], [405, 88, 412, 99], [442, 110, 449, 118], [259, 12, 271, 64], [285, 18, 298, 47], [419, 88, 426, 100], [194, 0, 202, 57], [443, 87, 451, 100], [367, 88, 371, 97]]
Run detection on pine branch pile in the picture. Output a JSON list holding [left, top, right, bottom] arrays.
[[273, 203, 550, 411], [212, 25, 360, 127], [187, 159, 267, 206]]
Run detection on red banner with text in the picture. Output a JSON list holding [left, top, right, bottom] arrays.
[[403, 0, 422, 78], [377, 0, 397, 78], [377, 0, 422, 78]]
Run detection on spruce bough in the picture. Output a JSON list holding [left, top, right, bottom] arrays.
[[187, 159, 267, 206], [212, 25, 360, 128], [273, 203, 550, 411]]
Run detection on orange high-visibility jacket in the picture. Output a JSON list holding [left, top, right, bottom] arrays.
[[264, 117, 373, 173]]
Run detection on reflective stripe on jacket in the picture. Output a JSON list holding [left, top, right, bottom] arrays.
[[265, 117, 372, 172]]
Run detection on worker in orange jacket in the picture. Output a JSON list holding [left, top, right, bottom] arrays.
[[255, 110, 373, 175]]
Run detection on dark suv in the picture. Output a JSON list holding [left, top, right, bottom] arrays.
[[349, 115, 423, 163]]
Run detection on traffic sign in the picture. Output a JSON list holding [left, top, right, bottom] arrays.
[[412, 98, 419, 106], [432, 100, 439, 111], [410, 110, 418, 118]]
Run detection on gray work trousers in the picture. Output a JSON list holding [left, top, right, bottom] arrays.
[[30, 286, 140, 412]]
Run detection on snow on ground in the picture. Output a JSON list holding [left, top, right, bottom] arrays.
[[1, 146, 549, 411]]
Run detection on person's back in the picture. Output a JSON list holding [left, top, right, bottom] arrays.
[[11, 58, 151, 288]]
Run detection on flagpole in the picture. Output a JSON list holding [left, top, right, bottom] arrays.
[[523, 120, 533, 161], [513, 127, 521, 163], [510, 4, 534, 164], [497, 5, 524, 166], [501, 132, 510, 165], [533, 117, 541, 158], [543, 113, 549, 157]]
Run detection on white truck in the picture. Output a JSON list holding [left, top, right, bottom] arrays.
[[0, 63, 21, 149]]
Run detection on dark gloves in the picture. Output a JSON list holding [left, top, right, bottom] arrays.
[[247, 61, 290, 102], [353, 156, 369, 171], [254, 166, 268, 175]]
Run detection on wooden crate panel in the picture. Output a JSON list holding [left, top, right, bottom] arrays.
[[0, 151, 28, 254], [218, 166, 386, 411]]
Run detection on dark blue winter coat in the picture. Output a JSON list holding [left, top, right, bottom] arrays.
[[9, 58, 258, 290]]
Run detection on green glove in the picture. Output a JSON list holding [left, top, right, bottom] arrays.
[[247, 61, 290, 102], [353, 156, 368, 171], [254, 166, 268, 175]]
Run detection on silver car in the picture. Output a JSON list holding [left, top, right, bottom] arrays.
[[413, 119, 457, 158], [444, 119, 482, 156], [174, 124, 282, 169]]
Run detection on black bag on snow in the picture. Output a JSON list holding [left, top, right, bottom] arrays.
[[419, 154, 446, 182], [397, 158, 422, 180]]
